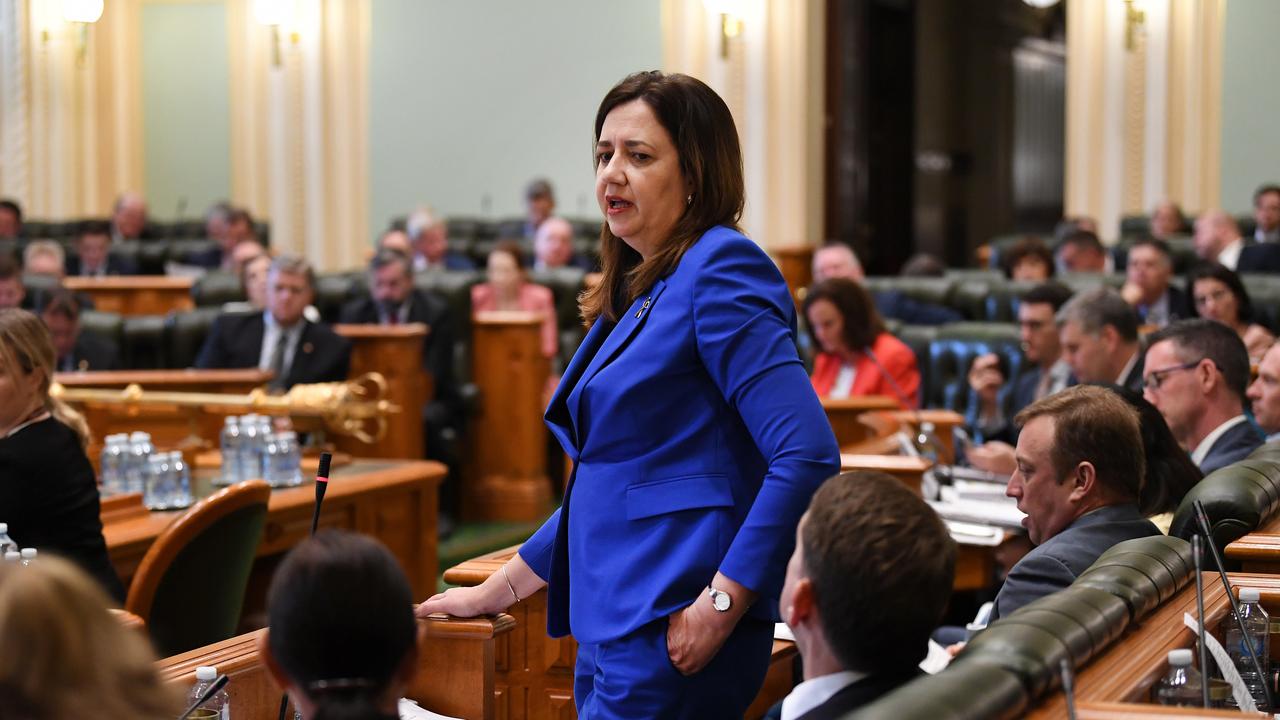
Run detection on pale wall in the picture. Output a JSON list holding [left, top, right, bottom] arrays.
[[1219, 0, 1280, 213]]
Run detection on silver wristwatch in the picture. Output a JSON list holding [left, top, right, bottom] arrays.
[[707, 586, 732, 612]]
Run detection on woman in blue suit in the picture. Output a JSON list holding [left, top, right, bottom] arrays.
[[419, 71, 840, 718]]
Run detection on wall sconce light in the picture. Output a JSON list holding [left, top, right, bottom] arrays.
[[1124, 0, 1146, 51], [61, 0, 103, 64], [254, 0, 296, 67], [702, 0, 744, 60]]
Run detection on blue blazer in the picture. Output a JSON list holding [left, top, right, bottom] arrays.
[[519, 226, 840, 645]]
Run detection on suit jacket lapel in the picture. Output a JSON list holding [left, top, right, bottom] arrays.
[[287, 322, 314, 387], [545, 316, 611, 456]]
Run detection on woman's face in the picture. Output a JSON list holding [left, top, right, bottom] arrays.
[[806, 299, 848, 355], [1193, 278, 1240, 325], [487, 251, 521, 294], [1012, 257, 1051, 282], [595, 100, 690, 259], [0, 356, 42, 433]]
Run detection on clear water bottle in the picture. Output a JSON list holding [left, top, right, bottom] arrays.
[[143, 454, 171, 510], [188, 666, 230, 720], [1225, 587, 1271, 711], [3, 550, 18, 563], [1154, 649, 1202, 706], [99, 435, 128, 495], [219, 417, 242, 487], [276, 431, 303, 487], [0, 524, 14, 557], [238, 415, 263, 481], [19, 548, 36, 567], [126, 432, 155, 494], [913, 421, 944, 464], [167, 452, 193, 508], [261, 433, 282, 487]]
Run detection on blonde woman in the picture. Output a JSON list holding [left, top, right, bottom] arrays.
[[0, 556, 181, 719], [0, 308, 123, 600]]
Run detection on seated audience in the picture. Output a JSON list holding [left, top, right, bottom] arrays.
[[260, 530, 420, 720], [1110, 385, 1204, 520], [0, 309, 124, 600], [1053, 215, 1099, 243], [899, 252, 945, 277], [1001, 237, 1054, 281], [187, 207, 261, 271], [408, 208, 474, 272], [1149, 200, 1188, 240], [1055, 229, 1113, 274], [967, 282, 1074, 446], [377, 227, 412, 256], [472, 242, 558, 359], [810, 243, 961, 326], [1120, 238, 1189, 328], [0, 557, 180, 719], [66, 220, 138, 276], [1253, 184, 1280, 244], [523, 177, 556, 240], [803, 278, 921, 409], [1189, 262, 1275, 361], [0, 256, 25, 309], [204, 200, 233, 243], [533, 216, 594, 271], [41, 289, 119, 371], [195, 254, 351, 390], [1248, 342, 1280, 443], [991, 385, 1160, 621], [23, 239, 66, 278], [240, 252, 273, 309], [110, 191, 152, 242], [0, 198, 22, 238], [1056, 287, 1145, 392], [1143, 319, 1264, 474], [1194, 210, 1246, 270], [776, 471, 955, 718]]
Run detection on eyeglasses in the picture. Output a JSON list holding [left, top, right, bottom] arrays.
[[1142, 360, 1204, 391]]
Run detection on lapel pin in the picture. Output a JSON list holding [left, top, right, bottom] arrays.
[[635, 296, 652, 319], [303, 342, 314, 354]]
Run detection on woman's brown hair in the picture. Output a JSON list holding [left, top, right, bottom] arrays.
[[802, 278, 886, 352], [0, 556, 181, 719], [0, 307, 90, 448], [579, 71, 744, 325]]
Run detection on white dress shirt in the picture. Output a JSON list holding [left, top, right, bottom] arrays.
[[257, 312, 305, 378], [830, 364, 857, 399], [780, 671, 867, 720], [1115, 351, 1139, 387], [1191, 415, 1249, 467], [1218, 239, 1245, 271]]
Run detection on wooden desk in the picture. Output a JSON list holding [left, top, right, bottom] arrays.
[[104, 459, 442, 616], [1026, 573, 1280, 718], [444, 546, 799, 720], [1226, 532, 1280, 574], [333, 323, 431, 460], [65, 275, 194, 316], [467, 312, 552, 521], [822, 396, 903, 447], [770, 243, 815, 306], [158, 614, 515, 720], [840, 453, 931, 495]]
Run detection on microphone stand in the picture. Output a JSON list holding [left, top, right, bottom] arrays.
[[1193, 500, 1274, 712], [1193, 535, 1210, 709], [278, 452, 334, 720]]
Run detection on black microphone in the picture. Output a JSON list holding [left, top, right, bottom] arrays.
[[178, 673, 228, 720], [1193, 534, 1210, 709], [279, 452, 334, 720], [1193, 500, 1274, 711]]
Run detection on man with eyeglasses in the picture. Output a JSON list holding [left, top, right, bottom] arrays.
[[1247, 342, 1280, 443], [1143, 319, 1264, 474]]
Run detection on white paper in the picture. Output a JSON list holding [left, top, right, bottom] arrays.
[[919, 639, 953, 674], [945, 520, 1006, 547], [1182, 612, 1258, 713], [774, 622, 795, 642], [929, 494, 1027, 529], [398, 698, 463, 720]]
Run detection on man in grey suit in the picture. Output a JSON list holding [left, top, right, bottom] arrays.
[[991, 385, 1160, 621], [1143, 319, 1264, 475]]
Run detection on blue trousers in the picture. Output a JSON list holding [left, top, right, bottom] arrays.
[[573, 614, 774, 719]]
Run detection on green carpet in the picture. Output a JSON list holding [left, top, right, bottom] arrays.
[[436, 509, 557, 593]]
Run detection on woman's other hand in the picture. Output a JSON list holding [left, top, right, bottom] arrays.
[[415, 555, 545, 619]]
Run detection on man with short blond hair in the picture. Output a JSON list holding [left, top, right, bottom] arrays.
[[992, 385, 1159, 621]]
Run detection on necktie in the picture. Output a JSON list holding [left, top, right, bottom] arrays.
[[268, 330, 290, 390]]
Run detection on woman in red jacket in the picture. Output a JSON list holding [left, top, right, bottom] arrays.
[[804, 278, 921, 409]]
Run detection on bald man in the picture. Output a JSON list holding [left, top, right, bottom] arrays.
[[1194, 211, 1247, 271], [111, 192, 152, 242], [534, 217, 594, 271], [810, 243, 960, 326]]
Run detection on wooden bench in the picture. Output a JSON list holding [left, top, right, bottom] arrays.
[[444, 546, 799, 720], [770, 243, 815, 307], [65, 275, 195, 316], [158, 614, 515, 720], [333, 323, 431, 460], [822, 396, 903, 446], [104, 459, 442, 621]]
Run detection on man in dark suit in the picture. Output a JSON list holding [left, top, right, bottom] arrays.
[[110, 192, 158, 242], [40, 288, 120, 372], [1143, 319, 1264, 475], [1121, 238, 1189, 328], [533, 217, 595, 271], [1057, 287, 1145, 393], [991, 386, 1160, 621], [1252, 184, 1280, 244], [65, 220, 139, 277], [407, 208, 475, 271], [1237, 243, 1280, 274], [184, 207, 261, 271], [1248, 342, 1280, 444], [810, 243, 961, 326], [771, 471, 954, 719], [195, 254, 350, 390]]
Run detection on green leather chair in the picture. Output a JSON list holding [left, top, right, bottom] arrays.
[[925, 322, 1023, 413], [845, 660, 1027, 719], [79, 310, 124, 350], [191, 271, 247, 307], [121, 314, 169, 369], [166, 307, 225, 368]]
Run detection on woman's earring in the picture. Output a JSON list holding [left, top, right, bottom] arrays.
[[686, 194, 693, 205]]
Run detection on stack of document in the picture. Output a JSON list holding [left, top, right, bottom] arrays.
[[929, 488, 1027, 530]]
